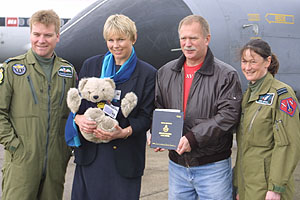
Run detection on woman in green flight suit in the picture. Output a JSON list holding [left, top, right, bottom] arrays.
[[234, 39, 300, 200]]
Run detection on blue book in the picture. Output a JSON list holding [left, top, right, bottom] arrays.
[[151, 109, 184, 150]]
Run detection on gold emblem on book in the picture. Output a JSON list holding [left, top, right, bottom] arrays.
[[163, 125, 169, 132]]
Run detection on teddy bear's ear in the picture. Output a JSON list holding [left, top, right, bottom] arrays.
[[78, 78, 89, 92], [105, 78, 116, 90]]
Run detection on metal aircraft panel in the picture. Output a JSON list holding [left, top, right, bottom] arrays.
[[55, 0, 300, 99]]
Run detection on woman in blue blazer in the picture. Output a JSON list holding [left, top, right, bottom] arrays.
[[71, 14, 157, 200]]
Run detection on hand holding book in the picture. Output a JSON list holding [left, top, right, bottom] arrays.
[[150, 109, 184, 150]]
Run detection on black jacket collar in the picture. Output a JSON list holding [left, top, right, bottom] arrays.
[[171, 47, 215, 76]]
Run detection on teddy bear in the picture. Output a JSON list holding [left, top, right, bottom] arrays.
[[66, 77, 138, 143]]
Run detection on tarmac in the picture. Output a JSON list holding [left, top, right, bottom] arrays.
[[0, 139, 300, 200]]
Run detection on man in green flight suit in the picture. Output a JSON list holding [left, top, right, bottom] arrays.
[[0, 10, 76, 200]]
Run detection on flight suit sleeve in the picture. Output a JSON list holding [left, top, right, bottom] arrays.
[[233, 154, 239, 188], [72, 67, 77, 87], [0, 63, 20, 153], [268, 91, 300, 193]]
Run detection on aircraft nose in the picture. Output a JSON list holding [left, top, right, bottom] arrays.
[[55, 0, 192, 73]]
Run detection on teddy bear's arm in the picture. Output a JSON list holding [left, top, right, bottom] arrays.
[[67, 88, 82, 113], [121, 92, 138, 118]]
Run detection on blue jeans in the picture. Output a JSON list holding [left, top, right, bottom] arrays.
[[168, 158, 232, 200]]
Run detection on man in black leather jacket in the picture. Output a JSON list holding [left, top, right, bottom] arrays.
[[154, 15, 242, 200]]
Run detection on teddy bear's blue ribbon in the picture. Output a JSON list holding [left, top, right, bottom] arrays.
[[65, 112, 81, 147], [100, 46, 137, 84]]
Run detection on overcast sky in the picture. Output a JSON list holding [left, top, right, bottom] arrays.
[[1, 0, 97, 18]]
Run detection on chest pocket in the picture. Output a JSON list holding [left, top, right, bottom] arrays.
[[246, 105, 274, 147], [27, 75, 38, 104]]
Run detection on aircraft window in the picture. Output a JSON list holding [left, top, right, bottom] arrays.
[[19, 18, 25, 26], [17, 18, 29, 27], [26, 18, 30, 26], [60, 19, 70, 27], [0, 18, 5, 26]]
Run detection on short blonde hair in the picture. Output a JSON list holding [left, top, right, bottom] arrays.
[[103, 14, 137, 42], [30, 10, 60, 34], [178, 15, 210, 37]]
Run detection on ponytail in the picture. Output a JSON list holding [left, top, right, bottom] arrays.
[[268, 53, 279, 76]]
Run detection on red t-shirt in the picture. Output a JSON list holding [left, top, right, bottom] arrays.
[[183, 61, 203, 114]]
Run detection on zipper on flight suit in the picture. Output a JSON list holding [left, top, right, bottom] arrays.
[[42, 83, 51, 180], [59, 78, 66, 105], [248, 105, 262, 133], [27, 75, 38, 104]]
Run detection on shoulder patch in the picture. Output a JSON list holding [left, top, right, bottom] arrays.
[[256, 93, 274, 105], [58, 65, 73, 78], [0, 67, 4, 85], [277, 87, 288, 96], [280, 97, 298, 116], [12, 64, 27, 76]]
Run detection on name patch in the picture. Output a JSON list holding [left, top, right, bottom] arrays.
[[58, 66, 73, 78], [12, 64, 26, 76], [280, 97, 298, 116], [256, 93, 274, 105]]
